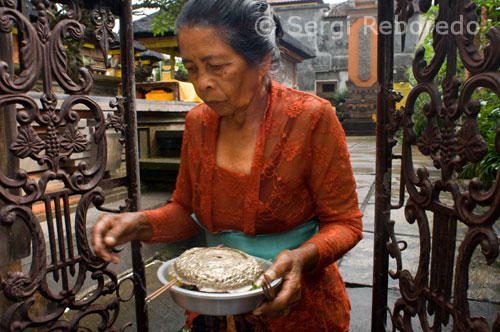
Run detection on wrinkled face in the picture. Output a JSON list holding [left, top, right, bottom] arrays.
[[178, 26, 267, 116]]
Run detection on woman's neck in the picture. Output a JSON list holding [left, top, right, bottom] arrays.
[[222, 78, 270, 129]]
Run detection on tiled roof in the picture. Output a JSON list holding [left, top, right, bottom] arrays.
[[323, 1, 355, 17], [133, 11, 175, 37], [279, 32, 315, 60], [138, 50, 166, 62], [110, 40, 147, 52], [132, 8, 315, 61]]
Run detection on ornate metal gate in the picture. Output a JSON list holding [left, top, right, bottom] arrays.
[[0, 0, 148, 331], [373, 0, 500, 330]]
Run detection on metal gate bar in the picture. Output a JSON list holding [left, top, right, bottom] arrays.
[[372, 0, 500, 330], [119, 0, 149, 329], [372, 0, 395, 329], [0, 1, 149, 330]]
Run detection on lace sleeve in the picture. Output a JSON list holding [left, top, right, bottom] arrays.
[[304, 104, 363, 273], [142, 113, 201, 243]]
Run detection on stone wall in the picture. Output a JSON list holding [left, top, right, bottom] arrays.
[[272, 3, 354, 94], [271, 52, 297, 88], [271, 1, 424, 134]]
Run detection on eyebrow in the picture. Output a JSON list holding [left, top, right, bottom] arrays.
[[182, 55, 225, 64]]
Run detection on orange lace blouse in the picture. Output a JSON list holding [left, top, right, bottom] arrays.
[[144, 80, 363, 332]]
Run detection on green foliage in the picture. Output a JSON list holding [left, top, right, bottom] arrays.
[[475, 0, 500, 48], [153, 61, 163, 81], [459, 90, 500, 188], [133, 0, 188, 36], [174, 61, 188, 81], [405, 6, 470, 138], [63, 39, 86, 82], [47, 4, 85, 82], [404, 3, 500, 188], [457, 0, 500, 187], [47, 4, 96, 82], [331, 88, 347, 122], [333, 88, 347, 105]]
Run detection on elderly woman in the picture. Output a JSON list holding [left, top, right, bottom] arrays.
[[92, 0, 362, 331]]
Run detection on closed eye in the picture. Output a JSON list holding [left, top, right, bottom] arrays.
[[185, 66, 197, 73], [208, 62, 230, 71], [208, 64, 224, 71]]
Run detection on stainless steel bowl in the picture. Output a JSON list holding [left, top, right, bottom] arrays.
[[157, 256, 282, 316]]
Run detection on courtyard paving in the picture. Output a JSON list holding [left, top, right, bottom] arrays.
[[338, 136, 499, 331]]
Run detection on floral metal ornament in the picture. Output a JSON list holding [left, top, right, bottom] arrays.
[[91, 6, 116, 68], [0, 1, 135, 331], [60, 125, 88, 153], [10, 126, 46, 158], [384, 0, 500, 329], [107, 97, 127, 145]]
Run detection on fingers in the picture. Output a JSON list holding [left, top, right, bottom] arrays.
[[91, 215, 111, 261], [103, 221, 128, 247], [253, 250, 302, 317], [263, 251, 293, 281], [253, 278, 301, 317], [91, 214, 122, 263], [91, 212, 150, 264]]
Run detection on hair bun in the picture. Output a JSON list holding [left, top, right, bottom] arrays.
[[255, 1, 269, 12], [272, 11, 284, 40], [176, 0, 282, 71]]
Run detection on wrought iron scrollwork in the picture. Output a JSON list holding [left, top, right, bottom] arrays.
[[0, 5, 42, 93], [0, 0, 16, 9], [0, 205, 46, 302], [50, 19, 93, 94], [386, 219, 408, 279], [0, 1, 134, 331], [386, 88, 404, 148], [395, 0, 414, 51], [107, 97, 127, 145], [387, 0, 500, 328], [91, 7, 116, 68]]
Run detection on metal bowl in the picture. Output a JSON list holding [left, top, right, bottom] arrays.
[[157, 256, 282, 316]]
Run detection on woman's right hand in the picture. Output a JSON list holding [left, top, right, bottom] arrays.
[[91, 212, 153, 263]]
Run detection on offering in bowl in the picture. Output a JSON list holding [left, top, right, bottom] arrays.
[[157, 247, 281, 315]]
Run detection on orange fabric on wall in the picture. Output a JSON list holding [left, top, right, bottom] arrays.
[[143, 80, 363, 332]]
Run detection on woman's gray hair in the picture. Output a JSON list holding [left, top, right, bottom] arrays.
[[175, 0, 283, 72]]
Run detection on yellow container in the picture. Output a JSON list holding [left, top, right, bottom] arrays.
[[162, 71, 172, 81], [393, 82, 412, 110], [145, 89, 175, 101]]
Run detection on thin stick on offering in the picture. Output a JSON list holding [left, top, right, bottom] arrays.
[[145, 278, 178, 303]]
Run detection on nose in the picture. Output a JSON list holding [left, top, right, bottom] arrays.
[[193, 68, 214, 93]]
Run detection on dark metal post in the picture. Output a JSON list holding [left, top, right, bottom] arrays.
[[372, 0, 395, 330], [0, 20, 30, 317], [0, 31, 19, 181], [120, 1, 149, 330]]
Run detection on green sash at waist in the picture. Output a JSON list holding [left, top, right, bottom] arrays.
[[191, 214, 319, 260]]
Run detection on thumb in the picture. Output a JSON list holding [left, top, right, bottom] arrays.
[[265, 256, 291, 281], [104, 235, 117, 247], [104, 222, 127, 247]]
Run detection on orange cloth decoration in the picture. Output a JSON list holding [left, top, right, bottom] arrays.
[[144, 80, 363, 332]]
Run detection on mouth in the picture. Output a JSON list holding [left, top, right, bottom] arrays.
[[205, 101, 223, 109]]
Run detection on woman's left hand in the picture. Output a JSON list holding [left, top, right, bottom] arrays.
[[252, 243, 318, 318]]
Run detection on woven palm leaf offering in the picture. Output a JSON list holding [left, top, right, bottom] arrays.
[[156, 247, 279, 315], [167, 247, 265, 293]]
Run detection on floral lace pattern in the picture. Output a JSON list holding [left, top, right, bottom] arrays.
[[144, 80, 363, 331]]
